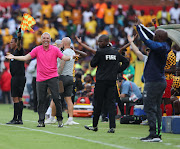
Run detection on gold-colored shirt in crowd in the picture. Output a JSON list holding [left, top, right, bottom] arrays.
[[172, 76, 180, 89], [164, 50, 176, 80]]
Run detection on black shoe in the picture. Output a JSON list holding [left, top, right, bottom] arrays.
[[107, 128, 115, 133], [37, 123, 45, 127], [140, 135, 161, 142], [6, 119, 19, 124], [58, 121, 63, 128], [84, 125, 98, 132], [17, 120, 23, 125]]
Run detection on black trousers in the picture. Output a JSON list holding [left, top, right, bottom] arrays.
[[93, 80, 116, 129], [32, 77, 37, 111], [36, 77, 63, 123], [143, 81, 166, 136]]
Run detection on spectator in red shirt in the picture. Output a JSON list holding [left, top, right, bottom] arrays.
[[0, 67, 11, 104]]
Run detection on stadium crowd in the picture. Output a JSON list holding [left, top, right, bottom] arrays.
[[0, 0, 180, 123]]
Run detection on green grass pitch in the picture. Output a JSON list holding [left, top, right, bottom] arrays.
[[0, 104, 180, 149]]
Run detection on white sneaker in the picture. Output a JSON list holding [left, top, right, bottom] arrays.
[[45, 118, 57, 124], [64, 120, 79, 125], [140, 119, 148, 125], [71, 121, 79, 125]]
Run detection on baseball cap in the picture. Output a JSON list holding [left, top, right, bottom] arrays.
[[55, 39, 62, 45]]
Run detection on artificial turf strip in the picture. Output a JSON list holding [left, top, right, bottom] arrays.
[[0, 104, 180, 149]]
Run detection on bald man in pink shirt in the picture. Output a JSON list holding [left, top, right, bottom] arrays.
[[6, 32, 78, 127]]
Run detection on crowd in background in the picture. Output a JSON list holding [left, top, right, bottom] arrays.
[[0, 0, 180, 106]]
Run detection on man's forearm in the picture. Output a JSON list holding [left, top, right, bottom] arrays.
[[17, 38, 22, 50], [61, 55, 71, 61], [74, 49, 87, 57], [80, 43, 96, 54], [58, 67, 63, 75], [14, 54, 32, 61], [14, 56, 27, 61], [130, 42, 144, 61]]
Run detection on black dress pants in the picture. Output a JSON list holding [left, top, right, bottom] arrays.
[[93, 80, 116, 129]]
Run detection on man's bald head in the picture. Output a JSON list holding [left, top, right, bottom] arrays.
[[62, 37, 71, 47], [153, 29, 168, 42]]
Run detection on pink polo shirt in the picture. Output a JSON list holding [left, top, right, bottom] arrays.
[[29, 45, 63, 82]]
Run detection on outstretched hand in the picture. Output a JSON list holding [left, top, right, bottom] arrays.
[[152, 18, 156, 24], [5, 53, 14, 59], [127, 35, 134, 43], [75, 36, 82, 44], [73, 54, 80, 59], [127, 33, 138, 43]]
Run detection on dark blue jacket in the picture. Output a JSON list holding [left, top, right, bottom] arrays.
[[136, 24, 170, 82]]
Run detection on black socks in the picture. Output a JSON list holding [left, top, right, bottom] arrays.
[[18, 101, 23, 121], [13, 103, 19, 121]]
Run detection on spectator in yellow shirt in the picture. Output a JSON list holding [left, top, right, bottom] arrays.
[[72, 4, 82, 25], [41, 20, 51, 33], [104, 2, 115, 25], [34, 29, 43, 46], [23, 30, 35, 52], [2, 28, 12, 45], [85, 17, 97, 35], [157, 6, 171, 25], [146, 9, 157, 27], [138, 10, 147, 26], [60, 5, 72, 27], [48, 24, 58, 41], [41, 0, 52, 19]]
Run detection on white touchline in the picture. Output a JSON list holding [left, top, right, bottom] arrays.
[[0, 123, 130, 149]]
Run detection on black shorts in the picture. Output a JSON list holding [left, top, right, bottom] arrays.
[[11, 76, 26, 97], [59, 75, 73, 97]]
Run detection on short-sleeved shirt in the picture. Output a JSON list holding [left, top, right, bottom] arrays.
[[121, 80, 142, 99], [95, 3, 107, 19], [85, 20, 97, 34], [41, 4, 52, 18], [104, 7, 115, 24], [10, 48, 25, 77], [29, 45, 63, 82], [61, 48, 75, 76]]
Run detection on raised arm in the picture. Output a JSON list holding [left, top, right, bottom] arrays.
[[71, 46, 87, 57], [140, 24, 154, 40], [75, 36, 96, 54], [5, 53, 32, 61], [127, 35, 144, 61], [17, 28, 22, 51], [118, 34, 138, 54], [136, 25, 164, 51]]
